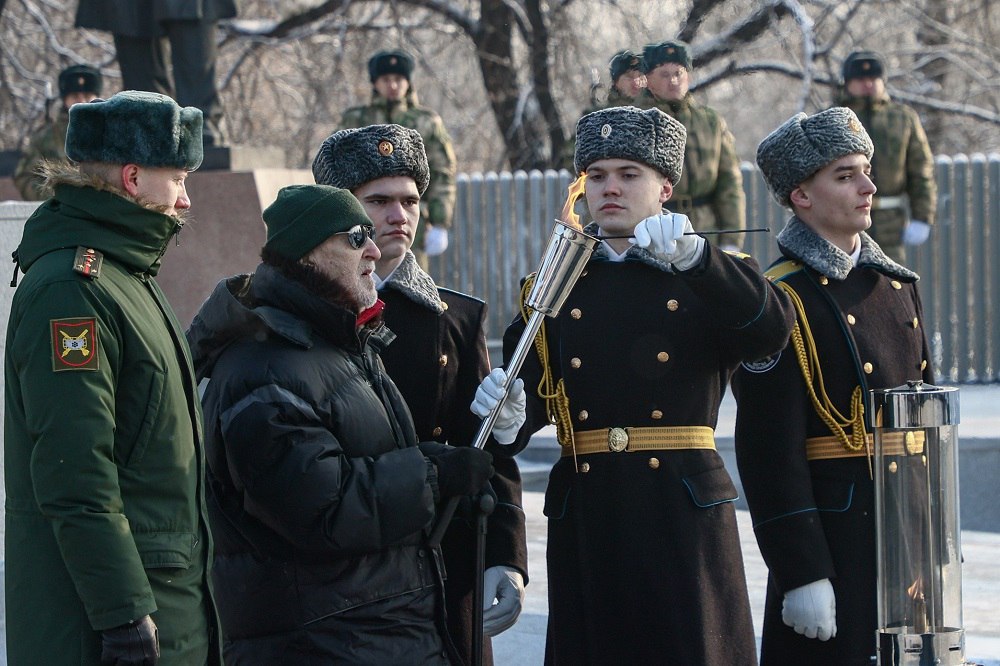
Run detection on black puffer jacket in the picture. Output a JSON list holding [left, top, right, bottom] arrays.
[[187, 264, 452, 665]]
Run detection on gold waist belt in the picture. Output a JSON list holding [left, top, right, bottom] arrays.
[[563, 426, 716, 456], [805, 431, 926, 461]]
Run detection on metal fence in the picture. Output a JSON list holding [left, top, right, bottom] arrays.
[[427, 153, 1000, 384]]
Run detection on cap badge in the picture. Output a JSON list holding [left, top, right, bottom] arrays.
[[666, 47, 675, 55], [378, 140, 394, 156], [389, 57, 398, 65], [77, 76, 86, 86], [600, 124, 612, 139], [848, 116, 863, 134], [862, 62, 871, 71]]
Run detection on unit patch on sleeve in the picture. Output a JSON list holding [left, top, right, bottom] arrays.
[[51, 318, 99, 371], [741, 351, 780, 374]]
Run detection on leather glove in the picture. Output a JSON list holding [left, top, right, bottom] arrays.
[[782, 578, 837, 641], [470, 368, 526, 445], [631, 212, 706, 271], [902, 220, 931, 245], [101, 614, 159, 665], [423, 225, 449, 256], [426, 445, 494, 498], [482, 566, 526, 637]]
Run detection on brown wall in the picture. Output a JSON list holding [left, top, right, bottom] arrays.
[[1, 168, 312, 327]]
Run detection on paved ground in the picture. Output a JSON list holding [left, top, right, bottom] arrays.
[[492, 384, 1000, 665]]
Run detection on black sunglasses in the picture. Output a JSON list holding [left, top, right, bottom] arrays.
[[335, 224, 376, 249]]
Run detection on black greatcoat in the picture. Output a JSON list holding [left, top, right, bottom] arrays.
[[732, 217, 933, 666], [503, 235, 795, 666], [377, 252, 528, 666]]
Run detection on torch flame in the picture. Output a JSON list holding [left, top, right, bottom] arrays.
[[560, 173, 587, 231]]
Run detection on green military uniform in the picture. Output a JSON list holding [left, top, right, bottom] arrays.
[[837, 90, 936, 264], [638, 90, 746, 248], [5, 181, 221, 664], [13, 108, 70, 201], [340, 90, 457, 262]]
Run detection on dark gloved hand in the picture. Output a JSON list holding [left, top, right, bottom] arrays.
[[427, 445, 494, 498], [101, 614, 159, 665]]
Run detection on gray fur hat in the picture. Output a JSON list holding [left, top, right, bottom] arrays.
[[65, 91, 203, 170], [756, 106, 874, 207], [312, 124, 430, 195], [574, 105, 686, 184]]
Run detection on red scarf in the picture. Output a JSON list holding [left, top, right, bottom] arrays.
[[356, 298, 385, 327]]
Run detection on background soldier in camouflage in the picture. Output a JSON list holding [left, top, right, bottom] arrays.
[[638, 39, 746, 250], [836, 51, 937, 264], [13, 64, 102, 200], [340, 49, 457, 269]]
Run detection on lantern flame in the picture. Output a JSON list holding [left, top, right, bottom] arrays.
[[560, 173, 587, 231]]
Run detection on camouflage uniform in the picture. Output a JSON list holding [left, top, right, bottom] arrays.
[[13, 108, 70, 201], [340, 91, 457, 264], [638, 91, 746, 248], [837, 91, 936, 264]]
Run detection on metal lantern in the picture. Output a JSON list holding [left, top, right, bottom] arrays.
[[868, 381, 966, 666]]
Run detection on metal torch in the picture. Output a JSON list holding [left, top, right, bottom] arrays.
[[869, 381, 971, 665]]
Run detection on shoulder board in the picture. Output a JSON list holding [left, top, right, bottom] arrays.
[[723, 249, 752, 260], [437, 286, 485, 307], [72, 246, 103, 279], [764, 259, 803, 283]]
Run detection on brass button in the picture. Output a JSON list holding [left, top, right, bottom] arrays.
[[819, 276, 829, 285], [888, 461, 898, 473], [847, 314, 856, 325], [570, 308, 582, 319], [648, 457, 660, 470], [666, 299, 679, 311], [438, 354, 448, 367], [891, 280, 902, 290], [921, 359, 928, 371], [912, 317, 919, 329], [651, 409, 663, 420], [570, 357, 582, 369], [441, 301, 449, 310], [432, 426, 442, 437], [578, 410, 589, 421], [656, 351, 670, 363], [580, 462, 591, 473], [863, 362, 873, 374]]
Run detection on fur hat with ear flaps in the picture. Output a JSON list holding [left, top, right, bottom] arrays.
[[312, 124, 430, 196], [756, 106, 874, 208], [574, 105, 686, 184], [65, 91, 204, 170]]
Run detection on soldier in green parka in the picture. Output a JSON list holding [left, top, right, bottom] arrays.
[[836, 51, 937, 264], [13, 64, 102, 201], [340, 49, 457, 268], [5, 91, 221, 665], [637, 40, 746, 250]]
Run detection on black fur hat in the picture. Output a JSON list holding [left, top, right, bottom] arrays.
[[65, 91, 203, 170], [609, 50, 644, 82], [574, 106, 686, 184], [642, 40, 692, 73], [756, 106, 874, 208], [368, 50, 415, 83], [842, 51, 885, 82], [58, 64, 102, 98], [312, 124, 430, 195]]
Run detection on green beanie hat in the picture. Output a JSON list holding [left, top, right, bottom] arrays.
[[263, 185, 374, 260]]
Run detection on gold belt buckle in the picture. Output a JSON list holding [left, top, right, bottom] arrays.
[[608, 427, 629, 452]]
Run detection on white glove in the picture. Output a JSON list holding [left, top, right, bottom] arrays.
[[471, 368, 526, 445], [631, 213, 706, 271], [782, 578, 837, 641], [423, 225, 449, 256], [902, 220, 931, 246], [482, 566, 525, 637]]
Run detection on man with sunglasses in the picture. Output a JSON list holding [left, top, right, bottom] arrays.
[[186, 184, 497, 663], [313, 124, 528, 666]]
